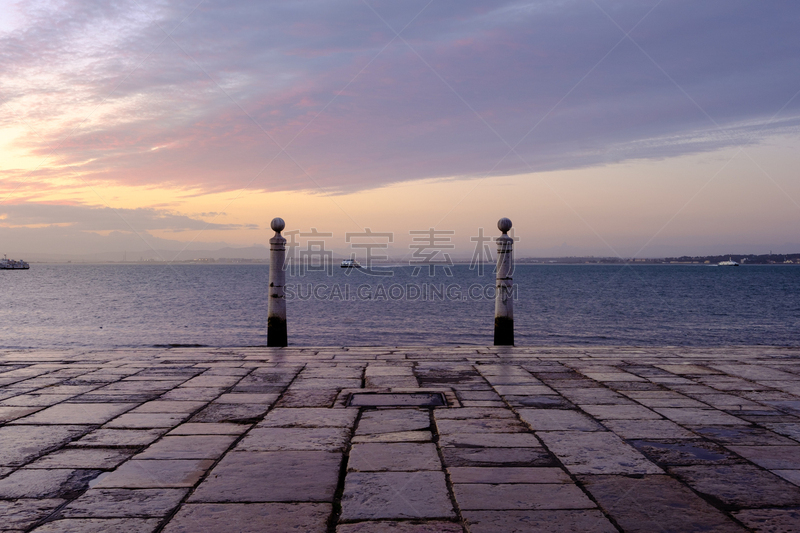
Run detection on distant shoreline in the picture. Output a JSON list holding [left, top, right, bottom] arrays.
[[21, 255, 800, 266]]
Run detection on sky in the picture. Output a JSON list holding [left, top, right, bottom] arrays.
[[1, 0, 799, 260]]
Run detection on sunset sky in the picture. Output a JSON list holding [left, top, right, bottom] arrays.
[[1, 0, 799, 260]]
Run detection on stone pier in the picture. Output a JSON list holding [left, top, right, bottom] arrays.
[[1, 346, 800, 531]]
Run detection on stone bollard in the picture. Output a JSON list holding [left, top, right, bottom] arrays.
[[267, 217, 287, 347], [494, 217, 514, 345]]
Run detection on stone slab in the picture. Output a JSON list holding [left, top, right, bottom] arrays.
[[733, 508, 800, 533], [349, 392, 445, 407], [167, 423, 249, 435], [694, 426, 797, 445], [189, 403, 269, 424], [537, 431, 662, 475], [160, 387, 227, 401], [653, 408, 747, 426], [579, 404, 661, 420], [581, 474, 747, 532], [162, 503, 331, 533], [0, 498, 65, 530], [0, 406, 45, 421], [257, 407, 358, 428], [337, 521, 462, 533], [0, 425, 90, 466], [448, 467, 570, 484], [214, 393, 280, 404], [28, 448, 132, 469], [493, 385, 556, 395], [352, 431, 432, 443], [70, 428, 167, 447], [237, 427, 349, 452], [454, 483, 595, 510], [349, 442, 441, 471], [356, 409, 431, 435], [462, 509, 617, 533], [3, 345, 800, 531], [0, 468, 99, 498], [189, 451, 341, 502], [134, 434, 237, 460], [13, 403, 135, 425], [439, 433, 540, 448], [129, 401, 207, 414], [727, 445, 800, 469], [274, 389, 339, 408], [670, 464, 800, 507], [104, 412, 189, 429], [434, 408, 516, 420], [31, 518, 161, 532], [442, 447, 553, 467], [602, 419, 697, 439], [291, 378, 362, 390], [340, 471, 455, 520], [92, 459, 213, 489], [435, 418, 528, 434], [60, 488, 188, 518], [517, 409, 604, 432], [0, 394, 81, 407], [179, 375, 243, 388], [503, 395, 574, 409], [773, 469, 800, 486], [630, 439, 741, 466]]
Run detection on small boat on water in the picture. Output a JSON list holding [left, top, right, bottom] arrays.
[[341, 258, 361, 268], [1, 255, 29, 270], [718, 258, 739, 266]]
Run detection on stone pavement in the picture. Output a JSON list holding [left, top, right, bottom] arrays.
[[1, 346, 800, 532]]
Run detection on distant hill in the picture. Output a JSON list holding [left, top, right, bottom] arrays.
[[516, 253, 800, 265]]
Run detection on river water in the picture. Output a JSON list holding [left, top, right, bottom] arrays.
[[1, 264, 798, 348]]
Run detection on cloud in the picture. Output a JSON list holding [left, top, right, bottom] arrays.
[[0, 224, 238, 258], [0, 201, 259, 256], [0, 202, 255, 232], [1, 0, 799, 194]]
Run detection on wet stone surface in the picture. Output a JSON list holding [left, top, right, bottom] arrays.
[[162, 502, 332, 533], [441, 447, 554, 467], [0, 346, 799, 532], [0, 498, 66, 530], [189, 451, 341, 503], [629, 439, 742, 466], [356, 409, 431, 434], [59, 488, 188, 518], [348, 442, 441, 471], [340, 471, 455, 520], [669, 464, 800, 508], [580, 474, 748, 532], [349, 392, 445, 407]]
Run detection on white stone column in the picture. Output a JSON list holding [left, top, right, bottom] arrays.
[[494, 217, 514, 346], [267, 217, 287, 347]]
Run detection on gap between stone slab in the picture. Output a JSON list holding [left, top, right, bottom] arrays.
[[327, 408, 364, 533], [348, 392, 447, 408], [150, 363, 306, 533], [335, 389, 460, 409]]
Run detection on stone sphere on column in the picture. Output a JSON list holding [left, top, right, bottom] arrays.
[[497, 217, 512, 234], [270, 217, 286, 233]]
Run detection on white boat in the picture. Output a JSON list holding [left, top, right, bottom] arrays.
[[340, 259, 361, 268], [0, 255, 29, 270], [718, 258, 739, 266]]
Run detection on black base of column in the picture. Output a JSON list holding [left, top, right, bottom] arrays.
[[494, 317, 514, 346], [267, 317, 287, 347]]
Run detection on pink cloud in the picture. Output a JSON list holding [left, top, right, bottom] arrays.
[[0, 0, 797, 196]]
